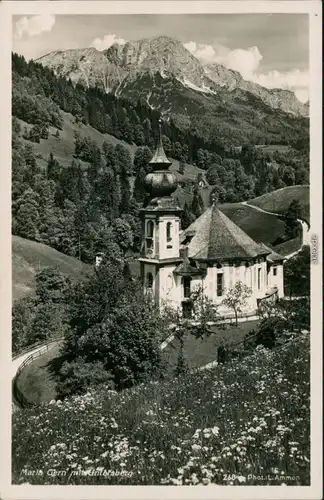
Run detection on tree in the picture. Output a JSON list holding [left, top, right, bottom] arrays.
[[133, 146, 153, 204], [240, 144, 256, 175], [46, 152, 61, 182], [209, 185, 227, 205], [206, 164, 220, 186], [12, 297, 35, 353], [191, 184, 204, 219], [133, 146, 152, 174], [180, 202, 194, 230], [114, 143, 132, 176], [284, 199, 302, 240], [189, 285, 220, 338], [13, 188, 41, 240], [179, 161, 185, 175], [295, 166, 309, 185], [112, 218, 134, 255], [284, 245, 310, 297], [32, 301, 69, 343], [222, 281, 253, 326], [35, 266, 71, 304], [282, 165, 295, 186], [58, 276, 165, 396]]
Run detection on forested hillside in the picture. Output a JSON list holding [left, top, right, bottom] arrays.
[[12, 52, 309, 266]]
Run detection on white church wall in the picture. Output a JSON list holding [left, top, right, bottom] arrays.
[[267, 263, 284, 297], [158, 265, 180, 309], [200, 261, 270, 314]]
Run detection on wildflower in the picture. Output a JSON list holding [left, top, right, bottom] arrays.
[[171, 478, 182, 485]]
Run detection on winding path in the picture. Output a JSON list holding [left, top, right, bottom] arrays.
[[11, 345, 47, 380], [242, 201, 310, 258]]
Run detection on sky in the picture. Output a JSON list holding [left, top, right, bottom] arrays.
[[12, 14, 309, 102]]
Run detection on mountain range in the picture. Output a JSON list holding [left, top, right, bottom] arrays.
[[36, 35, 308, 119]]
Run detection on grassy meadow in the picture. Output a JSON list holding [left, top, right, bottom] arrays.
[[248, 186, 310, 224], [18, 111, 203, 184], [219, 203, 286, 247], [163, 320, 260, 375], [13, 334, 310, 486], [12, 235, 90, 301]]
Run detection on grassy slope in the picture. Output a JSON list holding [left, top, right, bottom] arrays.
[[18, 111, 204, 183], [163, 320, 260, 376], [248, 186, 310, 224], [13, 320, 260, 404], [12, 235, 90, 301], [219, 202, 286, 247], [12, 334, 310, 485]]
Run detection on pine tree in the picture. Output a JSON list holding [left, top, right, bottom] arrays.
[[102, 141, 116, 169], [284, 199, 302, 239], [133, 146, 153, 203], [47, 152, 61, 182], [191, 183, 204, 219], [180, 202, 194, 230], [14, 188, 41, 240]]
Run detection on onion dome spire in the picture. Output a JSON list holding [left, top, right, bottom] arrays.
[[149, 119, 172, 169], [144, 118, 178, 199]]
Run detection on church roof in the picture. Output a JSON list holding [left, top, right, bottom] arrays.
[[258, 243, 285, 263], [174, 256, 205, 277], [180, 205, 271, 261]]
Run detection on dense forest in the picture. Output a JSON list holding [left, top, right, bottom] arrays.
[[12, 53, 309, 265]]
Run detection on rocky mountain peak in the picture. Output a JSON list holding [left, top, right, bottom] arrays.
[[35, 35, 308, 118], [105, 35, 204, 86]]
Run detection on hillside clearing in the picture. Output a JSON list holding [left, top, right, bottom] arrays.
[[12, 235, 90, 301], [248, 186, 310, 224], [12, 334, 310, 485], [18, 111, 203, 182]]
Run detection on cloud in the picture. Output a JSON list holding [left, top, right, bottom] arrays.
[[90, 33, 126, 51], [184, 41, 308, 102], [14, 15, 55, 39], [252, 69, 309, 101]]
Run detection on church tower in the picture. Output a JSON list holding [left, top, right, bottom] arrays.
[[139, 119, 182, 307]]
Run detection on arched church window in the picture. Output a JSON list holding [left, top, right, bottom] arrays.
[[147, 272, 153, 289]]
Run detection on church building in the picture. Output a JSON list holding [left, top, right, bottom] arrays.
[[139, 120, 285, 317]]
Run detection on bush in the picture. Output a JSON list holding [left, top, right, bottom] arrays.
[[56, 358, 114, 399], [245, 317, 287, 350]]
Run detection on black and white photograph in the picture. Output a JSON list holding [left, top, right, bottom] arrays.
[[0, 1, 322, 498]]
